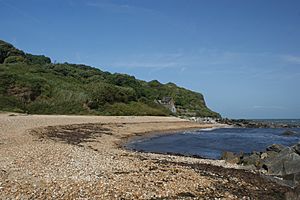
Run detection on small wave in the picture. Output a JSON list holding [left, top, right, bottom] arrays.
[[200, 127, 219, 131], [198, 125, 233, 131], [186, 127, 220, 134], [181, 130, 193, 134]]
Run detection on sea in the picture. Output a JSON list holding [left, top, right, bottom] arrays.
[[125, 119, 300, 160]]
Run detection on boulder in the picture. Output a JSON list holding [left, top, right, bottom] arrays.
[[261, 152, 268, 160], [282, 130, 298, 136], [284, 153, 300, 175], [292, 142, 300, 155], [263, 148, 300, 176], [266, 144, 285, 153], [282, 172, 300, 187], [241, 152, 262, 168], [285, 184, 300, 200], [221, 151, 240, 164], [261, 150, 279, 161]]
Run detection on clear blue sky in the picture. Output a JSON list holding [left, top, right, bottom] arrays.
[[1, 0, 300, 119]]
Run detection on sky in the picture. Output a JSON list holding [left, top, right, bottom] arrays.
[[0, 0, 300, 119]]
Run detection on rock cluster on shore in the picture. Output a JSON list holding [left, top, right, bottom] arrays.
[[218, 118, 300, 128], [222, 142, 300, 189]]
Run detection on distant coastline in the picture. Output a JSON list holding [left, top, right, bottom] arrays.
[[216, 118, 300, 128]]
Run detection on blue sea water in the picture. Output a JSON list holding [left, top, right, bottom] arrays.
[[126, 120, 300, 160]]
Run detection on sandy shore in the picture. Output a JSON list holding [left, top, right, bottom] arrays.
[[0, 113, 292, 199]]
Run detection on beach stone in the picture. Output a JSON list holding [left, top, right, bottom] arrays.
[[261, 152, 268, 160], [221, 152, 240, 164], [177, 192, 196, 198], [266, 144, 285, 153]]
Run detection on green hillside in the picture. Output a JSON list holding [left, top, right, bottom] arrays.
[[0, 40, 220, 117]]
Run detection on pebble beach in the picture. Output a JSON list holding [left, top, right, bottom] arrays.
[[0, 113, 293, 199]]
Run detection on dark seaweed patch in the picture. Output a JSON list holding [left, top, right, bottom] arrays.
[[31, 123, 112, 146]]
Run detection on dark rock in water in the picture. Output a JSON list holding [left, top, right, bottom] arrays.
[[266, 144, 285, 153], [218, 118, 300, 128], [221, 151, 240, 164], [282, 130, 298, 136], [293, 142, 300, 155]]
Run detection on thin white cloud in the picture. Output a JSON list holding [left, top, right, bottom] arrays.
[[281, 55, 300, 64], [252, 105, 286, 110], [127, 52, 184, 61], [0, 0, 41, 24], [86, 2, 154, 14], [84, 48, 300, 81], [180, 67, 187, 72], [111, 61, 178, 68], [106, 51, 184, 69], [75, 52, 82, 62], [68, 0, 76, 6]]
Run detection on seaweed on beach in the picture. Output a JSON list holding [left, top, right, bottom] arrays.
[[152, 159, 292, 199], [31, 123, 112, 146]]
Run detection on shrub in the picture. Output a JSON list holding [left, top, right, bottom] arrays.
[[26, 54, 51, 65], [4, 56, 26, 64]]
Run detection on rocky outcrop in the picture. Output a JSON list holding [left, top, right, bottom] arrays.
[[218, 118, 300, 128], [222, 142, 300, 188], [242, 152, 262, 167], [263, 147, 300, 176]]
